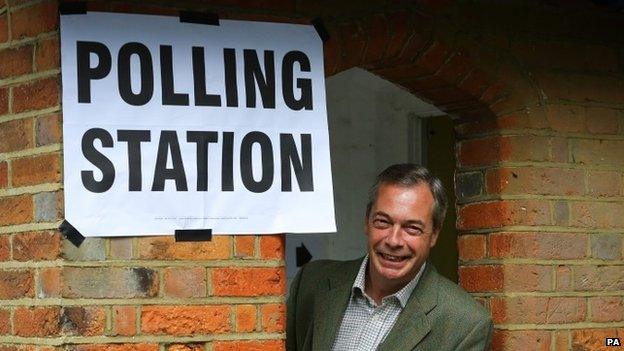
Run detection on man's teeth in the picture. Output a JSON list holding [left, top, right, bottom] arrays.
[[379, 252, 407, 262]]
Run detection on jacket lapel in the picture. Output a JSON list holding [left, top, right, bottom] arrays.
[[378, 263, 439, 351], [311, 259, 362, 351]]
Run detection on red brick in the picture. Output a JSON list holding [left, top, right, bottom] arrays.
[[571, 139, 624, 166], [36, 113, 62, 146], [536, 71, 624, 105], [503, 264, 552, 292], [212, 267, 285, 296], [457, 69, 490, 98], [163, 267, 206, 298], [0, 194, 33, 226], [109, 237, 133, 259], [0, 44, 33, 79], [383, 11, 410, 60], [260, 234, 284, 259], [39, 267, 61, 297], [573, 265, 624, 291], [62, 267, 158, 298], [260, 303, 285, 332], [0, 87, 7, 114], [0, 161, 7, 188], [35, 36, 59, 71], [415, 41, 451, 74], [544, 104, 585, 133], [486, 167, 584, 196], [556, 266, 572, 291], [0, 118, 34, 153], [586, 106, 619, 134], [112, 306, 136, 336], [479, 80, 506, 106], [73, 344, 159, 351], [570, 201, 624, 228], [489, 232, 587, 260], [10, 0, 58, 39], [213, 340, 284, 351], [436, 51, 473, 85], [587, 170, 622, 197], [335, 23, 366, 71], [0, 346, 37, 351], [0, 308, 9, 334], [491, 296, 585, 324], [361, 14, 388, 63], [459, 135, 557, 167], [13, 230, 61, 260], [0, 13, 7, 43], [12, 76, 59, 113], [14, 306, 60, 336], [167, 344, 203, 351], [373, 64, 431, 86], [572, 328, 624, 351], [235, 235, 255, 258], [61, 306, 105, 336], [141, 305, 230, 335], [0, 235, 9, 261], [137, 235, 230, 260], [11, 153, 61, 186], [457, 200, 550, 230], [457, 235, 486, 261], [235, 304, 257, 332], [458, 265, 503, 292], [554, 330, 570, 351], [0, 269, 33, 299], [589, 297, 624, 322], [491, 330, 551, 351], [512, 40, 618, 73]]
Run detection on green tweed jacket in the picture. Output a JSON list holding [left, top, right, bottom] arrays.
[[286, 258, 493, 351]]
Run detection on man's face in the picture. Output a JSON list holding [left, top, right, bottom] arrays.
[[365, 182, 439, 289]]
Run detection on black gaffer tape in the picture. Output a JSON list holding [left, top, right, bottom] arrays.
[[59, 220, 85, 247], [175, 229, 213, 242], [59, 2, 87, 15], [311, 18, 330, 43], [179, 11, 219, 26]]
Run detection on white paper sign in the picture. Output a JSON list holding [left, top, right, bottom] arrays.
[[60, 12, 336, 236]]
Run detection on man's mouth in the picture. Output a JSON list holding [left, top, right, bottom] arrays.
[[377, 251, 411, 262]]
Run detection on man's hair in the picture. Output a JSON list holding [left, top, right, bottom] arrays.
[[366, 164, 448, 232]]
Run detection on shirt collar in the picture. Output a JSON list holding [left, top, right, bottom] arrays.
[[352, 255, 426, 308]]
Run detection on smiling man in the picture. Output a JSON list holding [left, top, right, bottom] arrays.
[[286, 164, 493, 351]]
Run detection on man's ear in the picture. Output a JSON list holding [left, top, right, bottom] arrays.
[[430, 230, 440, 248]]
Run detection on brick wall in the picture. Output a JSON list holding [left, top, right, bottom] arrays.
[[0, 1, 286, 350], [2, 1, 623, 351], [454, 22, 624, 349]]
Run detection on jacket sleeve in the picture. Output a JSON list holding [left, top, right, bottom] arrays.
[[286, 264, 305, 351], [454, 317, 494, 351]]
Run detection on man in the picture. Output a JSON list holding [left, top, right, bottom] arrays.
[[286, 164, 493, 351]]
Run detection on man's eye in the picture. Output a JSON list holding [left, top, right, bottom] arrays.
[[373, 219, 391, 228], [405, 226, 424, 235]]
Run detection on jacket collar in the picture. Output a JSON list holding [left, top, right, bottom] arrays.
[[312, 258, 439, 351]]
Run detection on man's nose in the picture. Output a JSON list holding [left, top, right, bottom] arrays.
[[385, 224, 404, 248]]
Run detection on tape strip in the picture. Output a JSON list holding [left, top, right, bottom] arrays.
[[59, 2, 87, 15], [311, 18, 330, 43], [59, 220, 85, 247], [179, 11, 220, 26], [175, 229, 213, 242]]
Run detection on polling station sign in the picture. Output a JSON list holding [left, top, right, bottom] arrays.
[[60, 12, 336, 236]]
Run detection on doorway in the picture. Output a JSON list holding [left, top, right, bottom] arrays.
[[285, 68, 458, 286]]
